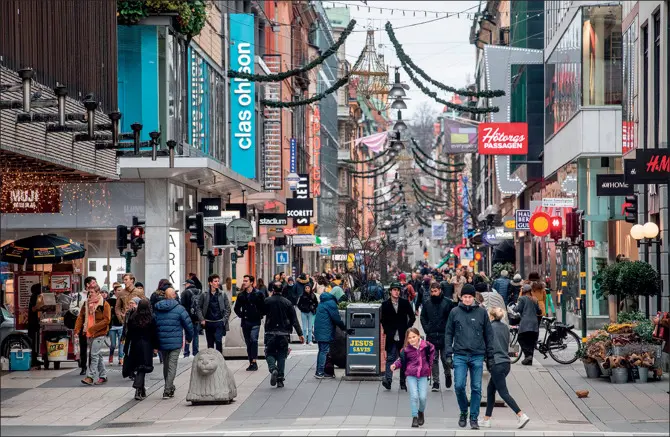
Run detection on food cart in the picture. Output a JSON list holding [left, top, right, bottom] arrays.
[[38, 291, 79, 369]]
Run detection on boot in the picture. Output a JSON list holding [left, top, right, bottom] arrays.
[[521, 357, 533, 366], [134, 388, 143, 400], [399, 380, 407, 391], [418, 411, 425, 426], [141, 387, 147, 399], [411, 417, 419, 428]]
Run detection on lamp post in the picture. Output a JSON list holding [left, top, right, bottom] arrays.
[[630, 222, 663, 316]]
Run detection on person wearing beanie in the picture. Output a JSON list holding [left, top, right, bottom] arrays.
[[445, 283, 494, 430], [509, 275, 523, 305], [492, 270, 511, 306], [329, 285, 346, 303], [381, 282, 416, 391]]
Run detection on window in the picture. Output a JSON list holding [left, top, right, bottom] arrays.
[[622, 17, 638, 155], [642, 24, 649, 149], [545, 10, 582, 139], [653, 12, 660, 148], [582, 6, 623, 106]]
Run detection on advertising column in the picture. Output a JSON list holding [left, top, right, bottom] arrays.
[[229, 14, 256, 180]]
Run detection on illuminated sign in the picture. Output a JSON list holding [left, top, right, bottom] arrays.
[[478, 122, 528, 155], [311, 107, 321, 197]]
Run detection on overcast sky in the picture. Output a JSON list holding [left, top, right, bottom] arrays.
[[335, 0, 481, 121]]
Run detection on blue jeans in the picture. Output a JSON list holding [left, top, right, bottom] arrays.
[[301, 312, 315, 344], [242, 321, 260, 362], [406, 376, 428, 418], [108, 327, 124, 359], [316, 341, 330, 376], [205, 321, 224, 353], [184, 323, 200, 356], [384, 341, 406, 385], [453, 354, 485, 418]]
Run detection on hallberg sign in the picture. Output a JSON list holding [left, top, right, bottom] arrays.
[[311, 107, 322, 197], [478, 122, 528, 155], [229, 14, 256, 179]]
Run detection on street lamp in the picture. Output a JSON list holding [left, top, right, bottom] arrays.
[[630, 221, 663, 315]]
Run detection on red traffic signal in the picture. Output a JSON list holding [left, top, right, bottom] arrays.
[[131, 226, 144, 238], [474, 251, 482, 261], [549, 216, 562, 241]]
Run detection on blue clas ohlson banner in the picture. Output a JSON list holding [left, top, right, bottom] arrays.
[[229, 14, 256, 179]]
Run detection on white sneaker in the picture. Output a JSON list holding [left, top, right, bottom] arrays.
[[478, 418, 491, 428], [517, 413, 530, 429]]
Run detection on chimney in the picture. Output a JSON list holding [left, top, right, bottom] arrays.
[[18, 68, 35, 113]]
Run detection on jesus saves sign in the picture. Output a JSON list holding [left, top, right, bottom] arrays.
[[478, 122, 528, 155]]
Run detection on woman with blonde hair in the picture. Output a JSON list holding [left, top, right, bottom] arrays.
[[479, 307, 529, 429]]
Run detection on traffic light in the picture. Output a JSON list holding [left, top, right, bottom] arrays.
[[130, 216, 145, 252], [187, 212, 205, 252], [624, 195, 638, 224], [566, 209, 579, 242], [549, 216, 563, 242], [116, 225, 129, 255], [213, 223, 228, 246]]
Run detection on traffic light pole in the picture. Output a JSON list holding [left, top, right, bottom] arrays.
[[561, 241, 568, 324], [580, 240, 587, 341], [207, 250, 215, 278], [231, 252, 238, 297], [123, 251, 136, 273]]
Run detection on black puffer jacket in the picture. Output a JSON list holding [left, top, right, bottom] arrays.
[[234, 288, 265, 326], [420, 294, 455, 347], [297, 291, 318, 314], [445, 302, 494, 360]]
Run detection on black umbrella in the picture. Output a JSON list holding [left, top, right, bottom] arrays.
[[1, 234, 86, 265]]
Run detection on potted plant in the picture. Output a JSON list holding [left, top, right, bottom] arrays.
[[619, 261, 662, 303], [603, 356, 630, 384], [581, 330, 610, 378], [577, 348, 600, 378], [629, 352, 654, 383]]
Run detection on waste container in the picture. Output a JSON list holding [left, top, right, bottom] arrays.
[[345, 303, 381, 376]]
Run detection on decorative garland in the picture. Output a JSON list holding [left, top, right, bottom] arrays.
[[413, 155, 461, 182], [411, 138, 466, 167], [413, 193, 442, 214], [262, 75, 349, 108], [348, 155, 397, 175], [385, 22, 505, 99], [401, 60, 500, 114], [360, 181, 402, 200], [412, 185, 446, 207], [371, 196, 404, 213], [229, 20, 356, 82], [369, 190, 404, 206], [340, 148, 390, 164], [411, 150, 462, 174], [412, 182, 451, 206]]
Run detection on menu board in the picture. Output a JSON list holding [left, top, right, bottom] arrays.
[[50, 274, 72, 292], [15, 273, 42, 330]]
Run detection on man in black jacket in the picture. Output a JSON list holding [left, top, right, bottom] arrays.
[[181, 279, 202, 358], [445, 284, 495, 430], [196, 275, 231, 354], [263, 283, 304, 388], [381, 282, 415, 391], [234, 275, 265, 371], [420, 281, 455, 391]]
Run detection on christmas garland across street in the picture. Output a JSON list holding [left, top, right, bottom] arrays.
[[414, 155, 461, 182], [385, 22, 504, 99], [411, 149, 462, 174], [411, 138, 466, 168], [229, 19, 356, 82], [340, 147, 390, 164], [262, 75, 350, 108]]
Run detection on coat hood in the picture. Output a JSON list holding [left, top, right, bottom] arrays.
[[320, 291, 338, 304], [154, 299, 179, 312], [330, 286, 345, 302], [296, 276, 310, 285]]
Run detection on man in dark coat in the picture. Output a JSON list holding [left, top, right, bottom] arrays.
[[180, 279, 202, 357], [234, 274, 265, 371], [263, 283, 304, 388], [420, 281, 455, 391], [381, 282, 415, 391], [196, 274, 231, 354]]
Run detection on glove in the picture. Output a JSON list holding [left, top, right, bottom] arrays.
[[445, 356, 453, 369], [346, 328, 355, 335]]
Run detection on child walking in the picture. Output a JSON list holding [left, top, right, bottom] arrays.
[[390, 327, 435, 428]]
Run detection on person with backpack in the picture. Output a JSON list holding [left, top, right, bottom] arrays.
[[180, 279, 202, 358], [389, 327, 435, 428], [398, 273, 416, 305], [420, 281, 455, 391], [414, 275, 433, 314], [234, 275, 265, 371]]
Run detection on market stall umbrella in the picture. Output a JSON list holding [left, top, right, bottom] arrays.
[[0, 234, 86, 265]]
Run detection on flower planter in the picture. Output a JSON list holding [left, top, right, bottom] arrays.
[[610, 367, 629, 384], [584, 361, 601, 378], [634, 367, 649, 383], [598, 361, 611, 377]]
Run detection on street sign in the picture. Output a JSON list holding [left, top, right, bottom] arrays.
[[276, 251, 289, 265], [584, 240, 595, 248], [226, 218, 253, 245], [542, 198, 575, 208], [292, 234, 315, 245], [319, 247, 331, 256], [515, 209, 531, 231], [203, 211, 239, 227], [283, 228, 298, 235]]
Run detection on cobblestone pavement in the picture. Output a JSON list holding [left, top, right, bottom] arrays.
[[1, 342, 668, 436]]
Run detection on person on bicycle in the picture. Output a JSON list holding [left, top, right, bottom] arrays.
[[445, 284, 494, 430], [479, 307, 530, 429], [515, 284, 542, 365]]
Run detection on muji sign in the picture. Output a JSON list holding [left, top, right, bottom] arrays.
[[478, 122, 528, 155]]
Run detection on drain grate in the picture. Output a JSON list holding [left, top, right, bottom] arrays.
[[105, 421, 155, 428]]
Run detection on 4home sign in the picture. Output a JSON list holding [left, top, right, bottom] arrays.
[[230, 14, 256, 180]]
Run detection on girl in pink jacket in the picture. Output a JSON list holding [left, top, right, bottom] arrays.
[[390, 327, 435, 428]]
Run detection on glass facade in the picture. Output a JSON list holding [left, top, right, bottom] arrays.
[[545, 6, 622, 140], [622, 16, 638, 155]]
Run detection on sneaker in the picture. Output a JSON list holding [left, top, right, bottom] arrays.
[[324, 373, 336, 379], [118, 358, 124, 366], [81, 377, 94, 386], [270, 369, 278, 386], [417, 411, 425, 426], [381, 378, 392, 390], [134, 388, 143, 400], [431, 382, 440, 392], [411, 417, 419, 428], [314, 373, 325, 379], [246, 362, 258, 371], [458, 412, 468, 428], [521, 357, 533, 366], [478, 418, 491, 428], [162, 391, 170, 399], [445, 373, 452, 389], [167, 389, 174, 398], [108, 356, 113, 364], [517, 413, 530, 429], [94, 377, 107, 385], [399, 381, 407, 391], [470, 418, 479, 430], [277, 380, 284, 388]]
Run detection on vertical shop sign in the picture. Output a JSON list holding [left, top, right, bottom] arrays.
[[290, 137, 297, 173], [14, 273, 42, 330], [168, 231, 182, 288], [622, 121, 636, 156], [229, 14, 256, 179], [311, 107, 321, 197], [293, 174, 311, 226]]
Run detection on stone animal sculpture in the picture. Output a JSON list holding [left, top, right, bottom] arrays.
[[186, 349, 237, 404]]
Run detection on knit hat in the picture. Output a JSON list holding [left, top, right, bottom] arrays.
[[398, 273, 407, 281], [512, 274, 523, 284], [389, 282, 402, 291], [474, 282, 488, 293], [500, 270, 509, 277], [461, 284, 476, 297]]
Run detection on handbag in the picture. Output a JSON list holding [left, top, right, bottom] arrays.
[[653, 311, 668, 340], [507, 303, 521, 326]]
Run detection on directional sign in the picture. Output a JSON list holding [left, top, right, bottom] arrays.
[[226, 218, 253, 245], [276, 251, 289, 265], [204, 211, 239, 227]]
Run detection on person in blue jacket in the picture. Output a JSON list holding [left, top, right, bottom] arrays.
[[153, 286, 193, 399], [313, 290, 347, 379]]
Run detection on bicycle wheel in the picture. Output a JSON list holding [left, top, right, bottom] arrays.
[[509, 328, 522, 364], [548, 329, 581, 364]]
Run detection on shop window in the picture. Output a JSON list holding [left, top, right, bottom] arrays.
[[582, 6, 623, 106], [622, 17, 638, 155]]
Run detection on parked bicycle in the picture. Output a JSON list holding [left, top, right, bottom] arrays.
[[509, 316, 581, 365]]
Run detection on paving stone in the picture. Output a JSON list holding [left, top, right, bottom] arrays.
[[366, 430, 397, 436]]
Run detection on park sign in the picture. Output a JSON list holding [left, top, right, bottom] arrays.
[[478, 122, 528, 155]]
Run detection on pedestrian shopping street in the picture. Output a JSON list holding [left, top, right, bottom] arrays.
[[1, 341, 668, 436]]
